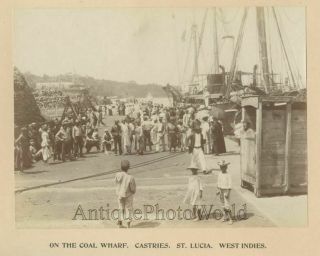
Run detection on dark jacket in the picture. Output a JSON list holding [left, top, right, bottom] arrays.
[[188, 132, 205, 153], [111, 124, 122, 137]]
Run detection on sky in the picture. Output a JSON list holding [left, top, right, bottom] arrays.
[[13, 7, 306, 87]]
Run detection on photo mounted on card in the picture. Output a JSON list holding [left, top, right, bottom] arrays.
[[13, 6, 306, 230]]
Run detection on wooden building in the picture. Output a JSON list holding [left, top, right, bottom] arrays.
[[240, 95, 307, 197]]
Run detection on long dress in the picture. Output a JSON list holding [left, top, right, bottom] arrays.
[[211, 122, 226, 154], [41, 131, 51, 161], [121, 123, 130, 153], [240, 128, 256, 177]]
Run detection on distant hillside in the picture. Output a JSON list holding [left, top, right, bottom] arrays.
[[23, 72, 168, 98]]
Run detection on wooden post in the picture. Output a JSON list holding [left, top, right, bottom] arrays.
[[255, 100, 262, 197], [284, 102, 292, 193]]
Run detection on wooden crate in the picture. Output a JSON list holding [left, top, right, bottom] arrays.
[[240, 96, 307, 197]]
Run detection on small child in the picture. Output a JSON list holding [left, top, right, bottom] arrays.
[[216, 160, 233, 224], [183, 164, 204, 221], [115, 160, 136, 228]]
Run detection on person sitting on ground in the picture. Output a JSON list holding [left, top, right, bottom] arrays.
[[29, 139, 42, 162], [85, 128, 101, 153], [101, 129, 113, 154]]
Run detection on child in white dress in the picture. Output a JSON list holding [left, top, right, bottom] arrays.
[[184, 164, 204, 221], [216, 160, 233, 224]]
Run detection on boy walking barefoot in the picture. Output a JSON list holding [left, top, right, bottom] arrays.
[[216, 160, 233, 225], [115, 160, 136, 228]]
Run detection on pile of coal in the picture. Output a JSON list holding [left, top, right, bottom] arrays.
[[14, 67, 45, 127]]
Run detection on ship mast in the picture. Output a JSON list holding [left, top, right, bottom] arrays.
[[191, 23, 199, 83], [213, 8, 220, 73], [190, 9, 208, 88], [256, 7, 272, 93], [225, 7, 248, 98]]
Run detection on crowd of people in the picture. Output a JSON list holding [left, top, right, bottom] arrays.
[[14, 99, 257, 226], [14, 102, 227, 173], [104, 103, 227, 160], [14, 106, 104, 171]]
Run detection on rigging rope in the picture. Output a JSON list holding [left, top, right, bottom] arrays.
[[171, 12, 182, 86], [282, 8, 304, 25], [266, 7, 274, 87], [181, 31, 193, 87], [217, 8, 242, 25], [190, 9, 208, 84], [277, 9, 304, 88], [272, 7, 299, 89], [225, 8, 249, 98]]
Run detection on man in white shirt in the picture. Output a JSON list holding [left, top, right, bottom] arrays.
[[155, 117, 166, 152], [115, 160, 136, 228], [187, 123, 208, 174]]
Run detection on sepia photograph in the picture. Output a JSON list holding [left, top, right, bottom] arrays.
[[13, 6, 307, 229]]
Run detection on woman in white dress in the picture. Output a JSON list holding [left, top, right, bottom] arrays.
[[41, 125, 51, 163]]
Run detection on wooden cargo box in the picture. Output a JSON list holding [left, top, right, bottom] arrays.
[[240, 95, 307, 197]]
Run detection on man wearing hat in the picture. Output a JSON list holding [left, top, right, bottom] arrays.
[[111, 120, 122, 155], [167, 116, 178, 152], [216, 160, 233, 224], [55, 123, 72, 161], [141, 116, 153, 152], [15, 127, 32, 171], [155, 116, 166, 152], [187, 122, 208, 174], [72, 120, 84, 158]]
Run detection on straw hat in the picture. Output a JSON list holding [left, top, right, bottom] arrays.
[[217, 160, 230, 167]]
